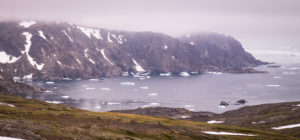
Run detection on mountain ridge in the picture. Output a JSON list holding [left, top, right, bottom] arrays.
[[0, 20, 264, 81]]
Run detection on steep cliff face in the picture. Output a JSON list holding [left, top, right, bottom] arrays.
[[0, 21, 264, 80]]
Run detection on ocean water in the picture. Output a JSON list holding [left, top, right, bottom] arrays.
[[25, 51, 300, 113]]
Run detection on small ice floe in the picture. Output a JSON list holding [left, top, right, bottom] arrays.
[[207, 71, 223, 75], [44, 90, 52, 93], [265, 84, 281, 87], [218, 105, 226, 109], [139, 86, 149, 90], [45, 81, 55, 84], [120, 82, 135, 86], [179, 72, 190, 77], [142, 102, 160, 108], [271, 123, 300, 130], [202, 131, 256, 136], [207, 120, 224, 124], [139, 77, 146, 80], [45, 101, 63, 104], [62, 77, 72, 80], [0, 102, 15, 108], [190, 72, 198, 75], [61, 95, 69, 99], [76, 78, 82, 80], [160, 72, 171, 77], [86, 87, 95, 90], [290, 67, 300, 70], [190, 42, 194, 46], [89, 79, 99, 81], [273, 76, 281, 79], [94, 106, 101, 109], [146, 76, 151, 79], [101, 88, 111, 91], [252, 121, 266, 124], [180, 115, 190, 119], [147, 93, 158, 96], [282, 71, 295, 75], [107, 102, 120, 105]]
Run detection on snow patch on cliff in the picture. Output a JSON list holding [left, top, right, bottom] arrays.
[[38, 30, 47, 40], [107, 32, 113, 43], [100, 49, 114, 65], [22, 32, 44, 70], [62, 30, 73, 42], [0, 51, 21, 63], [77, 26, 102, 39], [19, 21, 36, 28], [132, 58, 145, 72]]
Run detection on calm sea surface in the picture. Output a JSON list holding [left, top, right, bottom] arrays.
[[25, 51, 300, 113]]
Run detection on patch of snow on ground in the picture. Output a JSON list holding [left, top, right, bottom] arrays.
[[62, 30, 73, 42], [273, 76, 281, 79], [19, 21, 36, 28], [0, 102, 15, 108], [207, 120, 224, 124], [86, 87, 96, 90], [180, 115, 190, 119], [190, 42, 194, 46], [22, 32, 44, 70], [38, 30, 47, 40], [271, 123, 300, 130], [46, 101, 63, 104], [0, 51, 21, 63], [0, 136, 24, 140], [100, 49, 114, 65], [202, 131, 256, 136], [132, 58, 145, 72]]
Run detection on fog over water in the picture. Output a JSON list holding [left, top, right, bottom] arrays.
[[1, 0, 300, 51]]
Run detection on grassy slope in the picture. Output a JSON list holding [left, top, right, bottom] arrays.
[[0, 94, 297, 140]]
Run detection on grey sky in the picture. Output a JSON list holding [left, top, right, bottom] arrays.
[[0, 0, 300, 50]]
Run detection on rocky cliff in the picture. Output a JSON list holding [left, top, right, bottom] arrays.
[[0, 20, 264, 80]]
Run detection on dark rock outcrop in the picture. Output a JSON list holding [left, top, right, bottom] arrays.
[[0, 73, 43, 95], [0, 20, 265, 80]]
